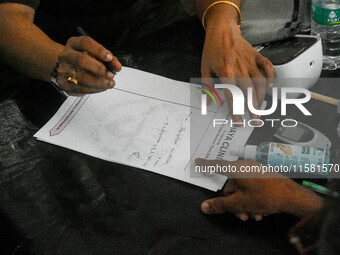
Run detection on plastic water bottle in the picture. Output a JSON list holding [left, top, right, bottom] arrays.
[[231, 142, 330, 174], [311, 0, 340, 70]]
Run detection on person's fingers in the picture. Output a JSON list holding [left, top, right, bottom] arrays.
[[201, 193, 242, 214], [58, 63, 114, 89], [256, 55, 275, 87], [256, 55, 275, 79], [57, 69, 114, 94], [235, 213, 249, 221], [222, 85, 244, 126], [59, 47, 114, 79], [111, 55, 122, 73], [238, 78, 261, 123], [60, 80, 108, 95], [67, 36, 122, 74], [218, 75, 244, 126], [67, 36, 113, 63], [252, 214, 263, 221], [71, 85, 107, 95], [248, 69, 267, 109], [74, 70, 115, 89]]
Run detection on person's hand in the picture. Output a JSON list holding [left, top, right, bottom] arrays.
[[195, 158, 323, 221], [57, 36, 122, 96], [201, 6, 274, 124]]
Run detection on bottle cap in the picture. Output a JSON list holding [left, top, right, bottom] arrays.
[[230, 146, 245, 158], [230, 145, 257, 160], [244, 145, 257, 160]]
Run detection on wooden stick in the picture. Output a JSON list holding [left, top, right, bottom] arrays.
[[310, 92, 339, 106]]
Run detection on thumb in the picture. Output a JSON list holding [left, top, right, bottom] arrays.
[[201, 193, 241, 214]]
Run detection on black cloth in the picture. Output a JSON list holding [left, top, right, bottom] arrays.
[[0, 0, 39, 9], [0, 0, 190, 48]]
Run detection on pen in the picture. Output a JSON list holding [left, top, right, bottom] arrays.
[[302, 180, 340, 199], [76, 27, 116, 75]]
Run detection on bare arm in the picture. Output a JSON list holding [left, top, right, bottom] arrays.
[[195, 0, 241, 23], [0, 3, 62, 82], [195, 1, 274, 125], [0, 3, 121, 95]]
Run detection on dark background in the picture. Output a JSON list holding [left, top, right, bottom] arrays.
[[0, 14, 339, 255]]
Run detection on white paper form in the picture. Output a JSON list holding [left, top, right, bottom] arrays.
[[35, 67, 260, 191]]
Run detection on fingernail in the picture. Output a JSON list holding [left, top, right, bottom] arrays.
[[109, 81, 115, 88], [268, 83, 273, 88], [106, 53, 113, 61], [255, 215, 262, 221], [201, 202, 210, 213], [240, 214, 248, 221], [107, 71, 114, 79]]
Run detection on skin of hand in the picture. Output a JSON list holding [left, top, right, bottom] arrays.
[[196, 1, 275, 125], [57, 36, 122, 96], [195, 158, 323, 221], [0, 3, 121, 96]]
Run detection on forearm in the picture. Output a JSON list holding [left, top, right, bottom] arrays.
[[0, 4, 63, 82], [195, 0, 243, 65], [195, 0, 241, 28], [284, 184, 323, 219]]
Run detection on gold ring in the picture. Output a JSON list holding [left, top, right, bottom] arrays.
[[67, 70, 78, 85]]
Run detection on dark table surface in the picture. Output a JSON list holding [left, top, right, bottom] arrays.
[[0, 17, 339, 255]]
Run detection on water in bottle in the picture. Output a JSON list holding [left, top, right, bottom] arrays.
[[311, 0, 340, 70]]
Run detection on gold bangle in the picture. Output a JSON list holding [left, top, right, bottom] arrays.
[[202, 1, 243, 30]]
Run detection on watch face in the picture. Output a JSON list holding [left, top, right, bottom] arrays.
[[259, 37, 318, 65]]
